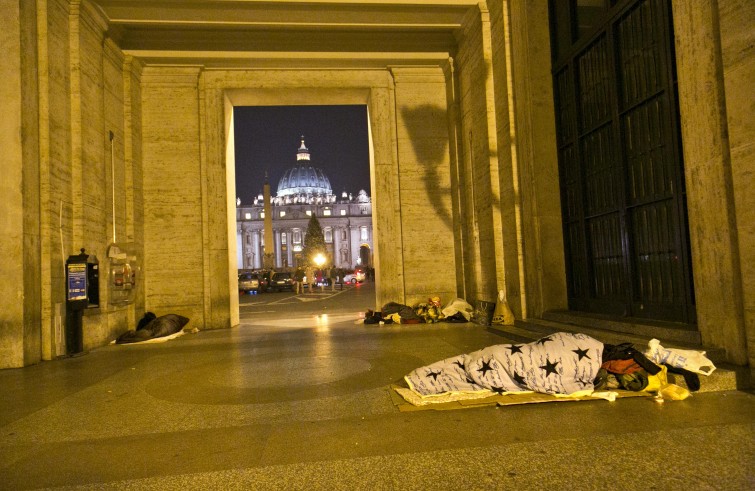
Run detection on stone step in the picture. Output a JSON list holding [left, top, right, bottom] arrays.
[[487, 317, 749, 393], [542, 310, 702, 345]]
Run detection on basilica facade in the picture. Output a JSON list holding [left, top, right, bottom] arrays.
[[236, 138, 372, 270]]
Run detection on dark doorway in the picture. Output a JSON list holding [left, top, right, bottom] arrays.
[[359, 245, 371, 268], [549, 0, 695, 324]]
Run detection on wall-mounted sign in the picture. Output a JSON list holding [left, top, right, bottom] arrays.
[[67, 263, 87, 301]]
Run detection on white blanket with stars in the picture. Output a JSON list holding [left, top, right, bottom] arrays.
[[404, 332, 604, 399]]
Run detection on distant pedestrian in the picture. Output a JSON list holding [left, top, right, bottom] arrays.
[[305, 265, 315, 292], [294, 267, 305, 294]]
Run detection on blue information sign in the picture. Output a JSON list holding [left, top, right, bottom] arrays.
[[67, 263, 88, 301]]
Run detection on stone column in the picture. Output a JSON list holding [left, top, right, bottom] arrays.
[[502, 0, 568, 317], [333, 227, 341, 268], [0, 0, 41, 367], [252, 230, 260, 269], [672, 0, 747, 364], [274, 229, 281, 268], [389, 66, 457, 306]]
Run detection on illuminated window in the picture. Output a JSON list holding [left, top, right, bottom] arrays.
[[244, 212, 251, 220], [293, 229, 301, 243], [360, 227, 368, 241], [281, 233, 287, 245], [324, 208, 332, 216], [340, 209, 346, 216], [280, 211, 286, 218], [324, 228, 333, 243], [260, 212, 265, 219], [306, 210, 312, 216]]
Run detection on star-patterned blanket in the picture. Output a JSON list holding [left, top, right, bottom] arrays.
[[404, 332, 604, 399]]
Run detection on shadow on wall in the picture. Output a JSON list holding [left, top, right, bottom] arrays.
[[401, 104, 502, 235], [401, 105, 454, 232]]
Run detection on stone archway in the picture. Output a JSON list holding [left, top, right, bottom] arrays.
[[217, 79, 400, 321]]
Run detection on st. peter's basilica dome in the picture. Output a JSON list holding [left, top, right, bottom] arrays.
[[276, 137, 334, 200]]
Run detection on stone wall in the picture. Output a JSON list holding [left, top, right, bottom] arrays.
[[141, 67, 205, 326], [455, 5, 497, 306], [41, 0, 74, 360], [390, 67, 457, 306], [0, 0, 40, 368], [495, 0, 568, 318], [718, 0, 755, 371], [0, 0, 143, 367], [123, 56, 146, 331], [673, 0, 749, 365]]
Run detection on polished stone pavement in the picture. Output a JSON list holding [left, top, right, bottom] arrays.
[[1, 283, 753, 490]]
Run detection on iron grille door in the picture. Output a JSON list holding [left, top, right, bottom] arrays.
[[550, 0, 695, 324]]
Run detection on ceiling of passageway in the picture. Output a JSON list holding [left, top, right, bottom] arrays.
[[91, 0, 480, 69]]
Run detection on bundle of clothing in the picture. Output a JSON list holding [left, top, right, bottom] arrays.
[[363, 298, 472, 325], [401, 332, 715, 404]]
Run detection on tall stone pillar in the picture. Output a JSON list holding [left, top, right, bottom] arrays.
[[672, 0, 748, 364], [262, 181, 274, 269], [333, 227, 341, 268], [274, 229, 281, 268], [252, 230, 260, 269], [0, 0, 41, 367]]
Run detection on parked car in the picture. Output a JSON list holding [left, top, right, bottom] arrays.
[[269, 272, 294, 292], [342, 270, 365, 284], [238, 272, 260, 293]]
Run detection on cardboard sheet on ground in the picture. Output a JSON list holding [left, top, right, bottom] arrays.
[[394, 332, 660, 411], [390, 384, 650, 412]]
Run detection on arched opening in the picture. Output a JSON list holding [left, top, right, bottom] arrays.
[[359, 244, 371, 269], [223, 85, 390, 319]]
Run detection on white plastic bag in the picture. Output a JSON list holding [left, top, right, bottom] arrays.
[[645, 338, 716, 376], [441, 298, 474, 321]]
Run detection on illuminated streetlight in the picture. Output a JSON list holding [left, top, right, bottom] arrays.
[[313, 253, 326, 292]]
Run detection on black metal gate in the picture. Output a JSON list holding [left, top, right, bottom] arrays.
[[549, 0, 695, 324]]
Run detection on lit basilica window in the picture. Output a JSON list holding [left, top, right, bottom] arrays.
[[324, 208, 332, 216], [244, 212, 251, 219], [260, 211, 265, 219], [306, 210, 312, 216], [280, 211, 286, 218], [340, 209, 346, 216], [293, 229, 301, 243], [360, 226, 368, 241], [281, 233, 287, 245], [324, 228, 333, 243]]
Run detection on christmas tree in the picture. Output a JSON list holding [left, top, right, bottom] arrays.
[[302, 214, 327, 266]]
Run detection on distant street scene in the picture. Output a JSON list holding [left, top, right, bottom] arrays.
[[239, 280, 376, 321]]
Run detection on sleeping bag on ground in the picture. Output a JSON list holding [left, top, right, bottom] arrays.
[[405, 332, 604, 397], [116, 314, 189, 344]]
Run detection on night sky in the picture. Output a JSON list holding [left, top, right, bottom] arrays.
[[233, 105, 371, 206]]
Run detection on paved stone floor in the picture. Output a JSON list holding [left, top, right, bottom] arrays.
[[1, 283, 753, 490]]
